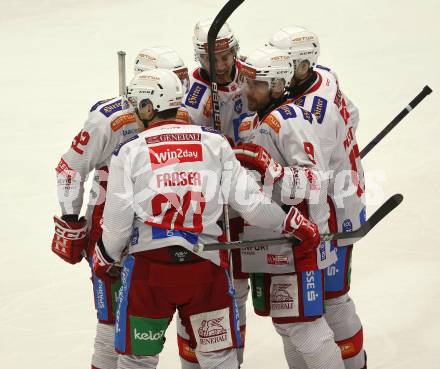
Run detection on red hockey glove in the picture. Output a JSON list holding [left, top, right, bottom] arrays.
[[282, 207, 321, 272], [92, 238, 121, 281], [233, 143, 284, 184], [52, 215, 87, 264]]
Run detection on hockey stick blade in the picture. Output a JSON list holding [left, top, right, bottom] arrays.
[[193, 194, 403, 252], [360, 86, 432, 158]]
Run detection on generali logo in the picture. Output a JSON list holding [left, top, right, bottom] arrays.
[[148, 144, 203, 169], [198, 317, 227, 345]]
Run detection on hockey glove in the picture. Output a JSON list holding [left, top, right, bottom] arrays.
[[92, 238, 121, 281], [52, 215, 87, 264], [282, 207, 321, 272], [233, 143, 284, 185]]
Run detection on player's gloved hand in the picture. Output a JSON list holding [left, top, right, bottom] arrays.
[[282, 207, 321, 272], [92, 238, 121, 281], [52, 215, 88, 264], [233, 143, 284, 184]]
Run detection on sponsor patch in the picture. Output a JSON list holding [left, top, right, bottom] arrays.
[[146, 132, 201, 144], [342, 219, 353, 232], [270, 275, 299, 318], [113, 135, 139, 156], [316, 64, 331, 71], [129, 316, 169, 355], [319, 241, 327, 261], [55, 158, 76, 178], [301, 108, 314, 124], [301, 270, 323, 317], [203, 95, 212, 118], [130, 227, 139, 245], [238, 120, 251, 132], [359, 207, 366, 225], [276, 104, 297, 120], [149, 143, 203, 169], [90, 98, 113, 112], [263, 114, 281, 134], [294, 96, 306, 107], [176, 108, 190, 122], [152, 227, 198, 245], [111, 113, 136, 132], [185, 82, 207, 109], [201, 126, 221, 134], [325, 246, 348, 293], [93, 276, 109, 321], [267, 254, 289, 265], [115, 255, 135, 353], [190, 307, 233, 352], [311, 96, 328, 124], [100, 100, 123, 117]]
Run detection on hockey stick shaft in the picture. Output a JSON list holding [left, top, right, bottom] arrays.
[[117, 51, 126, 96], [360, 85, 432, 158], [194, 194, 403, 252], [208, 0, 244, 242]]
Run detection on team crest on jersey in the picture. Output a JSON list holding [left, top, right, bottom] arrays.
[[263, 114, 281, 134], [234, 98, 243, 114], [148, 144, 203, 169], [111, 113, 137, 132], [90, 98, 113, 112], [311, 96, 328, 124], [185, 82, 207, 109]]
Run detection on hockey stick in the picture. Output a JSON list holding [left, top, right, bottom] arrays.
[[117, 51, 126, 97], [193, 193, 403, 252], [360, 85, 432, 158], [207, 0, 244, 242]]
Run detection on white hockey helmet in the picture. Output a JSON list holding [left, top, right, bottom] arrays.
[[134, 46, 189, 91], [193, 18, 239, 62], [267, 26, 320, 68], [240, 46, 295, 89], [127, 68, 184, 113]]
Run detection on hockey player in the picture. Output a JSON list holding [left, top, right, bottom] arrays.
[[234, 46, 344, 369], [51, 47, 188, 369], [176, 19, 251, 368], [91, 68, 322, 369], [267, 26, 366, 369]]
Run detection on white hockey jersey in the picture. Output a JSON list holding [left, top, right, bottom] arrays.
[[290, 66, 366, 246], [101, 121, 287, 267], [176, 60, 250, 143], [237, 102, 337, 273], [56, 97, 139, 217]]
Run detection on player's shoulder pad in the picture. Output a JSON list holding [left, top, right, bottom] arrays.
[[113, 134, 139, 156], [89, 98, 115, 112], [98, 98, 129, 118], [184, 81, 208, 110]]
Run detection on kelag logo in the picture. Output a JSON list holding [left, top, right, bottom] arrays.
[[148, 144, 203, 169]]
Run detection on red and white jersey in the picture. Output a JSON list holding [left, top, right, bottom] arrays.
[[290, 66, 366, 246], [101, 121, 286, 267], [238, 102, 337, 273], [176, 60, 250, 143], [55, 97, 139, 216]]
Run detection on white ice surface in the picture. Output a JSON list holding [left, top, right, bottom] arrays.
[[0, 0, 439, 368]]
